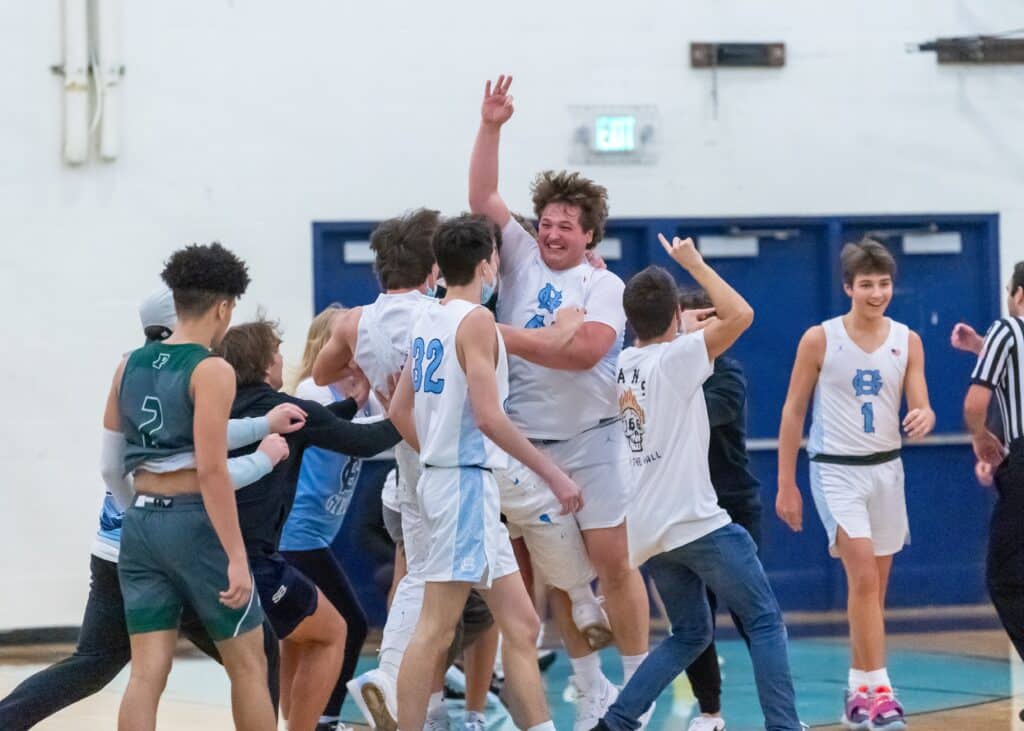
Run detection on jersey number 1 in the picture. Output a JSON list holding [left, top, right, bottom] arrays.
[[411, 337, 445, 394], [861, 402, 875, 434]]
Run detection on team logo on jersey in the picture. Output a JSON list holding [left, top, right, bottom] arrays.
[[152, 353, 171, 369], [524, 283, 564, 329], [852, 369, 883, 396], [619, 388, 645, 453]]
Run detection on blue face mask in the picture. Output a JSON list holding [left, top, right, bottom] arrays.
[[481, 275, 498, 304], [425, 285, 436, 298]]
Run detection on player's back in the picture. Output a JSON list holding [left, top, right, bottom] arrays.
[[410, 298, 508, 470], [120, 340, 214, 473], [809, 316, 909, 457], [354, 291, 435, 396]]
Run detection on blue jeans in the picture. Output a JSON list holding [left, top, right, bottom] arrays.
[[603, 523, 800, 731]]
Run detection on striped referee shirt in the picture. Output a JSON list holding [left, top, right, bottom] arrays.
[[971, 317, 1023, 443]]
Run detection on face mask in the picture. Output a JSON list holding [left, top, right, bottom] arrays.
[[425, 285, 436, 298], [481, 275, 498, 304]]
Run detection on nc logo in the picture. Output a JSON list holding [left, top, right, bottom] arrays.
[[852, 369, 883, 396], [537, 283, 563, 313]]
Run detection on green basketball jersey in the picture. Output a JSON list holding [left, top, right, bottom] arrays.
[[119, 342, 215, 473]]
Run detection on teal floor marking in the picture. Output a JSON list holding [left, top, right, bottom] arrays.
[[342, 638, 1012, 730]]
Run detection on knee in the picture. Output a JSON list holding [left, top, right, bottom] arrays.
[[847, 567, 880, 598], [593, 556, 635, 588]]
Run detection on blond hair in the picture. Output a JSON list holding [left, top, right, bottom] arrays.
[[285, 304, 345, 394]]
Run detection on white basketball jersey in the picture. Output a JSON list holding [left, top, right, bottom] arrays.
[[355, 291, 435, 396], [808, 316, 909, 457], [411, 299, 510, 470]]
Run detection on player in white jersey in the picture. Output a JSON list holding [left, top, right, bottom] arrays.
[[469, 75, 649, 727], [388, 214, 583, 731], [777, 239, 934, 731]]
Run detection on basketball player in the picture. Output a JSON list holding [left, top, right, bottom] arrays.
[[387, 213, 582, 731], [776, 239, 934, 730], [107, 243, 276, 731], [591, 234, 801, 731], [469, 75, 648, 728]]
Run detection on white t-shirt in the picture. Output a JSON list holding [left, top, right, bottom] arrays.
[[496, 218, 626, 440], [617, 331, 730, 566]]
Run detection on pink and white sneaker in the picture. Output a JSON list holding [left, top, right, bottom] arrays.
[[841, 685, 871, 730], [869, 686, 907, 730]]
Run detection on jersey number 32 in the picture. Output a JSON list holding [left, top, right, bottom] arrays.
[[411, 337, 446, 394]]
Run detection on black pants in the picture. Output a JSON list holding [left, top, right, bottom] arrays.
[[988, 446, 1024, 663], [281, 547, 368, 719], [0, 554, 280, 730], [683, 497, 763, 715]]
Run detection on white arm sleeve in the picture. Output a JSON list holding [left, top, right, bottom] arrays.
[[227, 451, 274, 490], [227, 416, 270, 449], [100, 428, 134, 511]]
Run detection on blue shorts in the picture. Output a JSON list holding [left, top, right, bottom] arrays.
[[251, 553, 318, 639]]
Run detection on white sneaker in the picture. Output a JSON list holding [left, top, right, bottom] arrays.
[[572, 594, 614, 651], [572, 674, 618, 731], [346, 668, 398, 731], [687, 715, 726, 731], [638, 700, 656, 730], [423, 699, 450, 731]]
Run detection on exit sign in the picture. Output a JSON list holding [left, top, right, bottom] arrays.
[[594, 115, 637, 153]]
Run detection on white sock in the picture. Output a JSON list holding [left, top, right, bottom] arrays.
[[318, 716, 339, 724], [848, 668, 870, 691], [621, 652, 648, 684], [865, 667, 892, 689], [466, 710, 486, 723], [527, 722, 556, 731], [570, 652, 604, 691], [567, 583, 596, 606], [427, 691, 444, 713]]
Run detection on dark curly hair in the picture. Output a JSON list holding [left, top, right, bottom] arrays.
[[216, 315, 282, 387], [161, 242, 250, 318], [530, 170, 609, 248], [371, 208, 440, 290]]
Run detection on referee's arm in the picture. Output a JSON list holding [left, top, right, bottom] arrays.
[[965, 319, 1014, 464]]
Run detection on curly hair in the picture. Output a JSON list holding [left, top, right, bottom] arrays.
[[530, 171, 609, 248], [216, 315, 283, 387], [371, 208, 440, 290], [161, 242, 250, 318]]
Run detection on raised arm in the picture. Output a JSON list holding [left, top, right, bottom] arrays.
[[300, 399, 402, 458], [191, 357, 251, 609], [775, 326, 825, 532], [659, 234, 753, 359], [312, 308, 359, 386], [468, 75, 513, 228], [459, 309, 583, 514], [902, 331, 935, 439]]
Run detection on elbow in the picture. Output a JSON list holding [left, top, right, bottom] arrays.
[[738, 304, 755, 330], [310, 364, 328, 387]]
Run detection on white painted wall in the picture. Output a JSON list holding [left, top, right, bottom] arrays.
[[1, 0, 1021, 629]]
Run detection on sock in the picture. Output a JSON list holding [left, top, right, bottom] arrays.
[[466, 710, 486, 724], [567, 583, 596, 606], [849, 668, 870, 691], [621, 653, 648, 684], [527, 722, 556, 731], [318, 716, 339, 724], [426, 690, 444, 716], [865, 667, 892, 690], [570, 652, 603, 691]]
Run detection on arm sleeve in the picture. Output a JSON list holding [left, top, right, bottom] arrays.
[[100, 429, 134, 511], [301, 399, 403, 457], [704, 362, 746, 428], [227, 451, 274, 490], [971, 319, 1015, 389], [499, 217, 539, 278], [327, 398, 359, 421], [583, 272, 627, 335], [664, 331, 714, 398], [226, 416, 270, 449]]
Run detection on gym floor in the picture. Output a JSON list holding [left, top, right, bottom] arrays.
[[1, 606, 1020, 730]]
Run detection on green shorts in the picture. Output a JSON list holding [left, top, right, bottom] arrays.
[[118, 494, 263, 641]]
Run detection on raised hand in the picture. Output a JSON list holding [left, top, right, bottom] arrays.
[[658, 233, 703, 271], [680, 307, 717, 334], [950, 323, 984, 355], [481, 75, 514, 127], [266, 402, 307, 434]]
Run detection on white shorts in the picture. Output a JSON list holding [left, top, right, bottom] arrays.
[[417, 466, 518, 589], [535, 419, 634, 531], [809, 458, 909, 558], [497, 461, 597, 591], [394, 442, 430, 578]]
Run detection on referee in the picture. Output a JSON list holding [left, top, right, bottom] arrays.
[[964, 261, 1024, 672]]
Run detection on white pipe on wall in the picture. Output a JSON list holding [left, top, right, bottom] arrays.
[[62, 0, 90, 165], [95, 0, 120, 161]]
